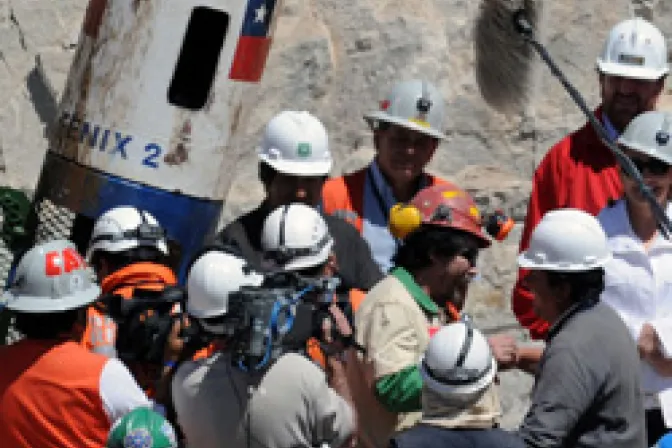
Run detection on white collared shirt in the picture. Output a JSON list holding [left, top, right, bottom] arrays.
[[598, 199, 672, 402]]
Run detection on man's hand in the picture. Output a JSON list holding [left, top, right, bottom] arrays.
[[487, 333, 518, 370], [638, 323, 662, 360], [164, 317, 188, 364], [321, 304, 353, 356]]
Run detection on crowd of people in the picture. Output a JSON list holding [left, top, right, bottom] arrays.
[[0, 14, 671, 448]]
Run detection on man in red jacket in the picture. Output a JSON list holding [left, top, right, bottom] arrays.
[[513, 17, 669, 340]]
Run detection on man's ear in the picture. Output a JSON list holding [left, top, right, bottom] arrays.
[[324, 252, 338, 277]]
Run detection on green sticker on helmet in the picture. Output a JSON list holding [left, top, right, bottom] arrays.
[[297, 142, 312, 157]]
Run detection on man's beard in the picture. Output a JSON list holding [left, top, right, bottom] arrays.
[[603, 94, 645, 132]]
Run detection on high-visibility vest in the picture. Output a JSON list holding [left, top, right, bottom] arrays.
[[0, 340, 110, 447]]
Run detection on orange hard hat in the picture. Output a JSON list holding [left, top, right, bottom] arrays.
[[389, 183, 491, 247]]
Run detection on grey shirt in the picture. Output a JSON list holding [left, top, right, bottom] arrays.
[[519, 299, 646, 448], [172, 351, 354, 448]]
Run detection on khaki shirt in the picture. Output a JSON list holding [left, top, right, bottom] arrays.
[[350, 269, 442, 448]]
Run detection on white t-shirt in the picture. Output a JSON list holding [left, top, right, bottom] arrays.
[[100, 358, 152, 423], [172, 351, 354, 448]]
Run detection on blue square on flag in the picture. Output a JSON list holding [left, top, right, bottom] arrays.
[[229, 0, 277, 82]]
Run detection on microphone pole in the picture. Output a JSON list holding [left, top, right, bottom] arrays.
[[512, 10, 672, 239]]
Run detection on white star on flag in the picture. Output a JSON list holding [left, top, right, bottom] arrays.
[[255, 3, 267, 23]]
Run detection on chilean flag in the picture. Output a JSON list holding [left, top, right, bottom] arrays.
[[229, 0, 277, 83]]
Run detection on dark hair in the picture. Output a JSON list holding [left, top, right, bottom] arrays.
[[258, 161, 277, 188], [392, 225, 481, 272], [546, 268, 605, 303], [258, 161, 328, 190], [14, 309, 80, 339], [90, 246, 169, 273]]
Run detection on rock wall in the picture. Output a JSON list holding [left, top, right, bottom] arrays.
[[0, 0, 671, 428]]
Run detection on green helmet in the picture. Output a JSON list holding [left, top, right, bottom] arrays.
[[107, 408, 178, 448]]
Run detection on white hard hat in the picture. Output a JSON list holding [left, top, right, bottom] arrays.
[[86, 206, 168, 260], [420, 321, 496, 397], [365, 79, 446, 140], [4, 240, 101, 313], [187, 250, 264, 333], [596, 18, 669, 81], [618, 111, 672, 165], [518, 209, 611, 272], [257, 110, 332, 176], [261, 204, 334, 272]]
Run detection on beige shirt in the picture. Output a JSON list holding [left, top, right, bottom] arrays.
[[172, 351, 354, 448], [350, 273, 441, 448]]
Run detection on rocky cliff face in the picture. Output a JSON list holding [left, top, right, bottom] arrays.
[[0, 0, 670, 427]]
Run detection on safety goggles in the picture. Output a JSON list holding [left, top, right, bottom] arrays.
[[623, 156, 671, 177]]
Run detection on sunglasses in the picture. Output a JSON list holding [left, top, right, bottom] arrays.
[[623, 157, 671, 177]]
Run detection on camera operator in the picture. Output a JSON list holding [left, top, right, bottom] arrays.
[[171, 247, 355, 448], [260, 202, 366, 367], [83, 206, 183, 404]]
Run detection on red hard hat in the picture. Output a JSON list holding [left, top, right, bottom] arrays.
[[389, 183, 491, 247]]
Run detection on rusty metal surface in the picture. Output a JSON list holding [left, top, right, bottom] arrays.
[[49, 0, 278, 200]]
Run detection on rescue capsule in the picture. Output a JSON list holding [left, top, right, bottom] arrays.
[[27, 0, 281, 280]]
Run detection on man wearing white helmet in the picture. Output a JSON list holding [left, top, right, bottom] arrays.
[[215, 110, 382, 293], [83, 206, 182, 402], [171, 247, 355, 448], [322, 79, 449, 273], [0, 240, 149, 447], [517, 209, 645, 447], [260, 203, 365, 366], [513, 17, 669, 341], [596, 111, 672, 443], [391, 321, 524, 448]]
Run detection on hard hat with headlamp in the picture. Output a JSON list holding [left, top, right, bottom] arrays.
[[388, 183, 513, 244]]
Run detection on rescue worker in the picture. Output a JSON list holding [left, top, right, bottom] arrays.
[[391, 322, 525, 448], [322, 79, 448, 273], [171, 248, 355, 448], [513, 17, 669, 340], [83, 206, 181, 401], [597, 111, 672, 444], [350, 183, 508, 448], [215, 110, 382, 292], [517, 209, 646, 448], [107, 407, 178, 448], [0, 240, 149, 447]]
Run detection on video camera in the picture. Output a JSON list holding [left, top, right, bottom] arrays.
[[204, 270, 350, 371], [98, 285, 185, 366]]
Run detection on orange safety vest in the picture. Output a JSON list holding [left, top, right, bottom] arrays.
[[307, 288, 366, 368], [82, 262, 178, 355], [322, 166, 448, 233], [0, 339, 110, 447], [82, 262, 178, 397]]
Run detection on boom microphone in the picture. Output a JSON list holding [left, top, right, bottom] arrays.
[[510, 8, 672, 239], [474, 0, 544, 115]]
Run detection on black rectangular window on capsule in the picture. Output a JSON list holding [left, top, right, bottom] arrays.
[[168, 7, 230, 111]]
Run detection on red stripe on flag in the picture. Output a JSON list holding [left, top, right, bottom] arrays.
[[83, 0, 108, 39], [229, 36, 272, 83]]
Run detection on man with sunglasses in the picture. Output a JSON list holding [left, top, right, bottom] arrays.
[[347, 183, 510, 448], [597, 111, 672, 444], [513, 17, 669, 340]]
